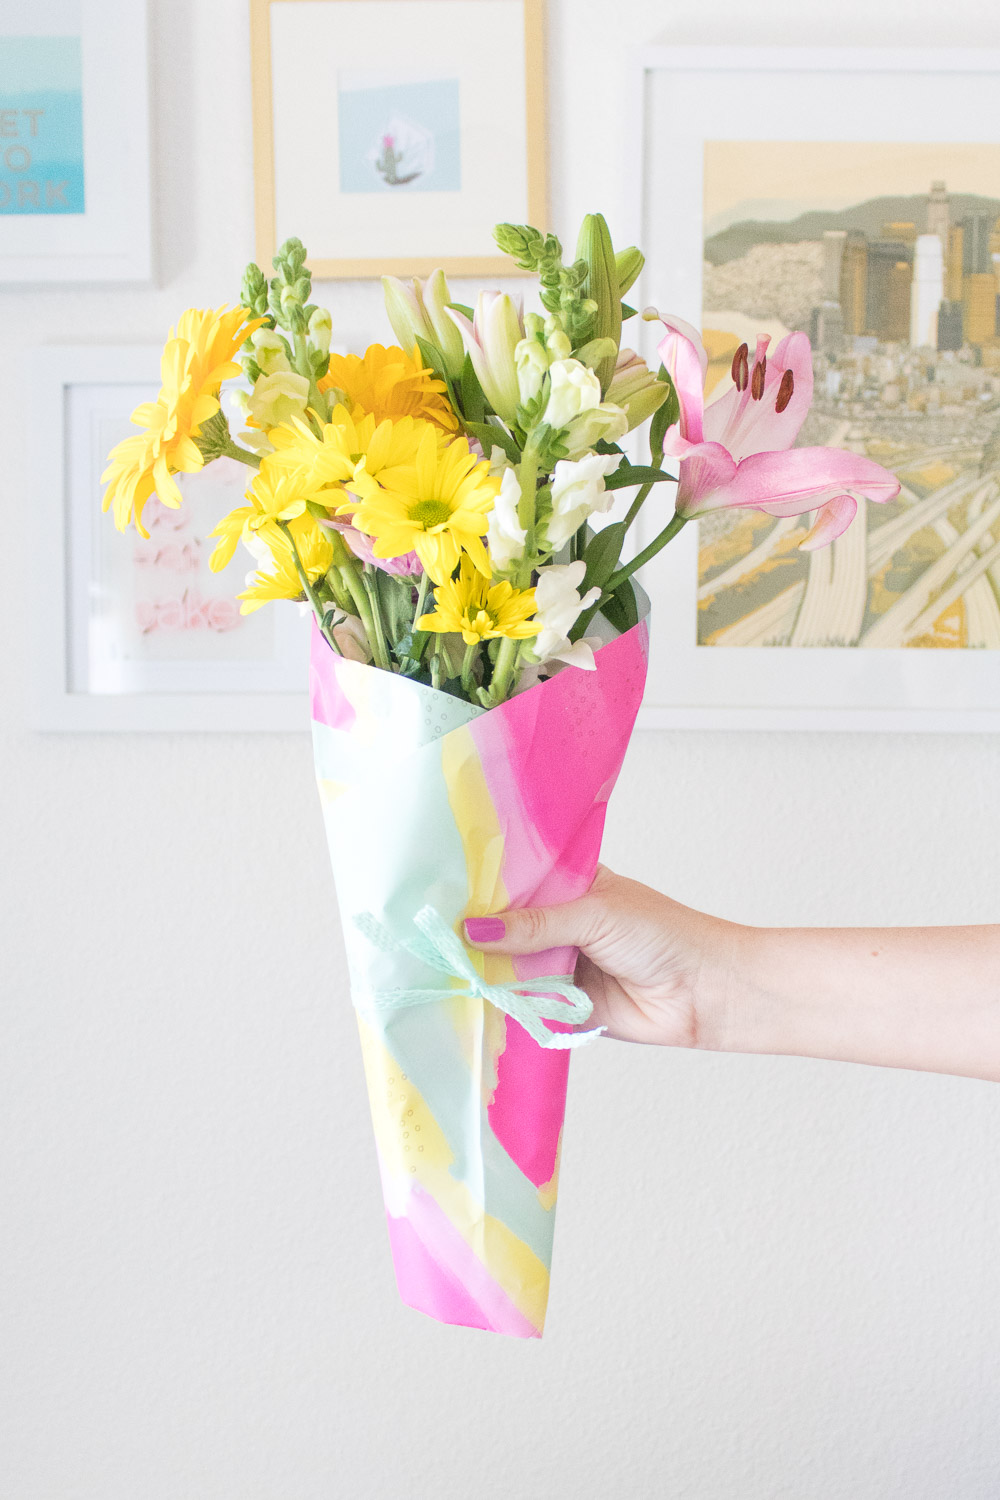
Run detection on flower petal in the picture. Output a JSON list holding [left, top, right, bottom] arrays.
[[656, 323, 706, 445], [703, 446, 900, 514], [798, 494, 857, 550]]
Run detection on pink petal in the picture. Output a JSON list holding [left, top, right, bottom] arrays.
[[710, 446, 900, 512], [667, 437, 739, 514], [655, 314, 708, 384], [656, 326, 706, 444], [799, 493, 857, 550], [704, 331, 814, 459]]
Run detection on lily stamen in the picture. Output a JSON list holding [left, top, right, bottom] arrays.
[[750, 357, 766, 401], [775, 369, 794, 414], [731, 342, 749, 392]]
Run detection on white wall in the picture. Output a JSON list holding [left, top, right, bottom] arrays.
[[4, 3, 1000, 1497]]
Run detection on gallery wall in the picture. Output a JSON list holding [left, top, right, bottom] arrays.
[[4, 2, 1000, 1498]]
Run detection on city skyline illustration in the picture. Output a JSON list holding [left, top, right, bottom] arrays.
[[698, 141, 1000, 650]]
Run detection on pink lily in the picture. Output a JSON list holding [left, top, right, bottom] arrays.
[[654, 318, 900, 548]]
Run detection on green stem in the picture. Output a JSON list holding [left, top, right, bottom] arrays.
[[339, 561, 385, 669], [515, 447, 540, 587], [485, 635, 522, 706], [221, 439, 262, 470], [412, 572, 430, 632], [277, 522, 341, 655], [293, 330, 329, 428], [622, 452, 666, 531], [460, 641, 479, 696], [605, 512, 687, 593], [404, 572, 432, 668], [362, 569, 391, 670]]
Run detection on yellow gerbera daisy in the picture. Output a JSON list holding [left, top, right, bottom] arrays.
[[346, 424, 500, 584], [320, 344, 458, 432], [101, 304, 265, 536], [418, 556, 539, 645], [237, 523, 334, 614]]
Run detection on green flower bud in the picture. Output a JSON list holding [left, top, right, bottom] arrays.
[[575, 213, 621, 394], [615, 246, 644, 297]]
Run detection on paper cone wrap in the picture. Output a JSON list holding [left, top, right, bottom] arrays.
[[311, 596, 649, 1337]]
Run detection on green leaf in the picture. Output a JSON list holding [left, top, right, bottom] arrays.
[[415, 335, 447, 382], [620, 302, 637, 321], [459, 352, 487, 424], [649, 370, 679, 460], [600, 576, 639, 633], [465, 420, 520, 465], [594, 438, 624, 456], [446, 301, 475, 320], [581, 520, 627, 594], [604, 464, 677, 491]]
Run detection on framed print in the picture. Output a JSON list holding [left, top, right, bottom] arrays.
[[31, 348, 310, 732], [250, 0, 547, 278], [0, 0, 151, 283], [630, 47, 1000, 732]]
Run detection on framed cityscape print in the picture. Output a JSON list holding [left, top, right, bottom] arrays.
[[31, 348, 310, 731], [631, 47, 1000, 731], [0, 0, 151, 283], [250, 0, 547, 278]]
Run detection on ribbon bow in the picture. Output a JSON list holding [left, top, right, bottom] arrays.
[[352, 905, 603, 1051]]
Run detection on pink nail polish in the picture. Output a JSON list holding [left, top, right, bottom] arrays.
[[465, 916, 505, 942]]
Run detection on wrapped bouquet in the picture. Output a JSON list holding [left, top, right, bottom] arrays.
[[103, 217, 898, 1337]]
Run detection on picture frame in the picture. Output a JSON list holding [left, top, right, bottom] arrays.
[[629, 46, 1000, 733], [250, 0, 547, 279], [32, 347, 311, 732], [0, 0, 151, 284]]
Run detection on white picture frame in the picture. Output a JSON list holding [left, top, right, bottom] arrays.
[[0, 0, 151, 283], [31, 347, 312, 732], [250, 0, 547, 279], [629, 47, 1000, 733]]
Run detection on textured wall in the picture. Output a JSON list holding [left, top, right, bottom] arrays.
[[4, 3, 1000, 1497]]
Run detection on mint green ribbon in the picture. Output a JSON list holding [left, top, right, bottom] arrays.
[[352, 905, 603, 1051]]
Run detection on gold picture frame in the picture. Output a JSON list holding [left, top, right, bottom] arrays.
[[250, 0, 547, 278]]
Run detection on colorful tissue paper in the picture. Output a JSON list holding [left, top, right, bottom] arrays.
[[311, 598, 650, 1337]]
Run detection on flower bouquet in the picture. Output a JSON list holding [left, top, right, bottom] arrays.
[[103, 219, 897, 1337]]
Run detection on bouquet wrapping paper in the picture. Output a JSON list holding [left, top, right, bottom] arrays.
[[311, 595, 649, 1338]]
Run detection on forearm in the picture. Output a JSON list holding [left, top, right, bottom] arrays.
[[711, 922, 1000, 1081]]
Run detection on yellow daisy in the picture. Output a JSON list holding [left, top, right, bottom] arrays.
[[208, 466, 311, 571], [265, 406, 433, 507], [346, 424, 500, 584], [102, 304, 265, 536], [237, 524, 334, 614], [418, 556, 539, 645], [320, 344, 458, 432]]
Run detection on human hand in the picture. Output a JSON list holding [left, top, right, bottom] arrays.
[[464, 866, 740, 1048]]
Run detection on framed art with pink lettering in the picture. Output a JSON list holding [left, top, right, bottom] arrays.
[[0, 0, 150, 283], [32, 347, 309, 730]]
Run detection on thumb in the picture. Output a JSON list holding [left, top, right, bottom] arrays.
[[464, 895, 595, 956]]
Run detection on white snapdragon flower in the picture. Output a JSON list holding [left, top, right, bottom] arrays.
[[307, 307, 333, 357], [487, 467, 527, 571], [530, 561, 602, 671], [249, 327, 291, 375], [543, 452, 619, 549], [246, 370, 311, 431], [542, 358, 602, 430], [561, 401, 629, 461], [515, 337, 551, 406], [541, 358, 629, 459]]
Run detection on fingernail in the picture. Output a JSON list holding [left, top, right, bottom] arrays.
[[465, 916, 506, 942]]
